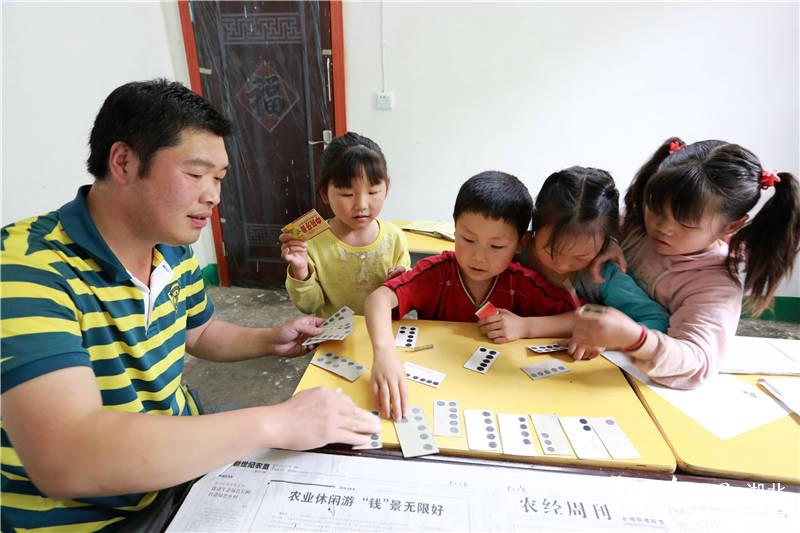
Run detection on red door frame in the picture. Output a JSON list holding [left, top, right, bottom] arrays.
[[177, 0, 347, 286]]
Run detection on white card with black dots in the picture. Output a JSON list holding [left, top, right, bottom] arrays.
[[463, 409, 503, 453], [433, 400, 462, 437], [464, 346, 500, 374], [527, 343, 567, 354], [497, 413, 538, 456], [302, 306, 355, 346], [353, 411, 383, 450], [531, 413, 573, 456], [320, 306, 355, 328], [588, 417, 639, 459], [393, 406, 438, 458], [394, 325, 419, 348], [310, 352, 368, 382], [404, 362, 446, 388], [559, 416, 610, 460], [521, 359, 570, 381]]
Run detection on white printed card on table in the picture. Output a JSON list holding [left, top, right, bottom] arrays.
[[464, 346, 500, 374], [521, 359, 570, 381], [527, 343, 567, 354], [395, 325, 419, 348], [404, 362, 446, 388], [531, 414, 573, 456], [433, 400, 462, 437], [463, 409, 503, 453], [559, 417, 610, 460], [394, 406, 438, 458], [497, 414, 537, 456], [588, 417, 639, 459], [310, 352, 368, 382]]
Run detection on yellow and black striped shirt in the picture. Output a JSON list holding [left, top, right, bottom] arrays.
[[1, 186, 211, 532]]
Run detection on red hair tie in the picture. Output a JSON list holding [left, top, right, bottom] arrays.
[[668, 140, 684, 155], [759, 169, 781, 190]]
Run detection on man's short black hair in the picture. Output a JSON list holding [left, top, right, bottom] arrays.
[[87, 79, 232, 179], [453, 171, 532, 238]]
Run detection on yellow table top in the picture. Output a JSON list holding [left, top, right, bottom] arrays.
[[629, 374, 800, 484], [295, 316, 676, 473], [394, 220, 455, 255]]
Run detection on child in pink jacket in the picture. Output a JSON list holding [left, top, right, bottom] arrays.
[[570, 137, 800, 389]]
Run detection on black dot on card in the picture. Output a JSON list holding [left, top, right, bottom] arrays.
[[544, 439, 552, 445], [547, 446, 555, 452], [541, 433, 550, 438], [449, 407, 457, 413], [405, 342, 413, 347], [518, 417, 525, 422], [406, 373, 410, 377], [437, 401, 445, 406], [370, 434, 379, 439], [420, 433, 429, 440], [325, 352, 332, 356], [519, 424, 527, 430], [479, 347, 487, 353], [489, 351, 497, 356], [582, 425, 591, 431], [432, 381, 439, 386], [332, 364, 339, 368], [489, 442, 498, 449], [487, 433, 496, 440], [478, 364, 487, 370], [486, 426, 495, 433], [423, 444, 433, 450], [371, 410, 379, 416], [317, 358, 325, 362], [413, 375, 419, 379], [521, 431, 530, 437], [523, 438, 532, 445], [536, 372, 544, 376], [332, 355, 340, 359], [410, 327, 417, 331], [370, 441, 379, 448], [579, 418, 588, 424], [356, 366, 363, 370], [450, 427, 459, 433], [449, 401, 456, 406], [482, 358, 492, 364], [418, 425, 426, 431], [484, 418, 492, 424], [482, 411, 490, 417], [606, 419, 615, 425], [486, 354, 494, 359], [415, 416, 423, 421], [425, 379, 432, 384], [347, 362, 354, 365], [544, 370, 551, 374], [558, 366, 566, 371], [400, 327, 407, 332], [450, 420, 458, 426]]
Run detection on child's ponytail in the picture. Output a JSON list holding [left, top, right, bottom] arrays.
[[730, 171, 800, 316]]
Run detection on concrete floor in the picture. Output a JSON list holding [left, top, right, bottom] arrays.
[[183, 286, 800, 413]]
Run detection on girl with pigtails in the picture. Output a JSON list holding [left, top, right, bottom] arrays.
[[571, 137, 800, 389]]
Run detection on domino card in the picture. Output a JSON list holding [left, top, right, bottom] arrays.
[[354, 411, 383, 450], [521, 359, 570, 380], [320, 306, 355, 329], [310, 352, 368, 382], [404, 362, 446, 388], [302, 306, 354, 346], [394, 406, 438, 458], [395, 325, 419, 348], [475, 301, 499, 319], [433, 400, 462, 437], [559, 416, 610, 460], [281, 208, 329, 241], [527, 343, 568, 354], [530, 413, 573, 456], [497, 413, 537, 456], [588, 417, 639, 459], [463, 409, 503, 453], [464, 346, 500, 374]]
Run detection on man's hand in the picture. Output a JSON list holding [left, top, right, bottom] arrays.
[[269, 316, 325, 357], [267, 387, 382, 449], [370, 349, 408, 421], [279, 232, 310, 281], [477, 309, 526, 343]]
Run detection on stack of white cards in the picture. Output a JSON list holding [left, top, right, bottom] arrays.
[[309, 352, 368, 382], [302, 306, 355, 346]]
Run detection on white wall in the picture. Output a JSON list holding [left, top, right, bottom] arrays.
[[2, 1, 217, 267], [343, 1, 799, 297]]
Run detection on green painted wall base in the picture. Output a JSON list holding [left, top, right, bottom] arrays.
[[202, 264, 219, 287]]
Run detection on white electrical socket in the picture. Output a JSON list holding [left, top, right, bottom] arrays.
[[376, 91, 394, 110]]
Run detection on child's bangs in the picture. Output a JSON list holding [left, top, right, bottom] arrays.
[[547, 220, 607, 257], [645, 167, 714, 225], [328, 146, 387, 189]]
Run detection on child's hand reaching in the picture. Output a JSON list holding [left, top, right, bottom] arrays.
[[562, 340, 606, 361], [279, 232, 311, 280], [570, 305, 643, 354], [370, 348, 408, 421], [385, 266, 407, 280], [478, 309, 526, 343]]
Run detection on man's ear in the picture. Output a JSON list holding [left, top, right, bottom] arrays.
[[516, 231, 531, 254], [723, 214, 748, 236], [107, 142, 136, 185]]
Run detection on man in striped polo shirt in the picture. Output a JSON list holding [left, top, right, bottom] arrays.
[[0, 80, 380, 532]]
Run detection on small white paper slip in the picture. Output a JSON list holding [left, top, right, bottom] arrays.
[[353, 411, 383, 450], [527, 344, 567, 354], [463, 409, 503, 453], [404, 362, 446, 388], [588, 417, 639, 460], [309, 352, 368, 382], [521, 359, 570, 381], [463, 346, 500, 374], [497, 413, 537, 456], [530, 413, 573, 456], [395, 325, 419, 348], [559, 416, 610, 460], [433, 399, 462, 436], [394, 406, 438, 458]]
